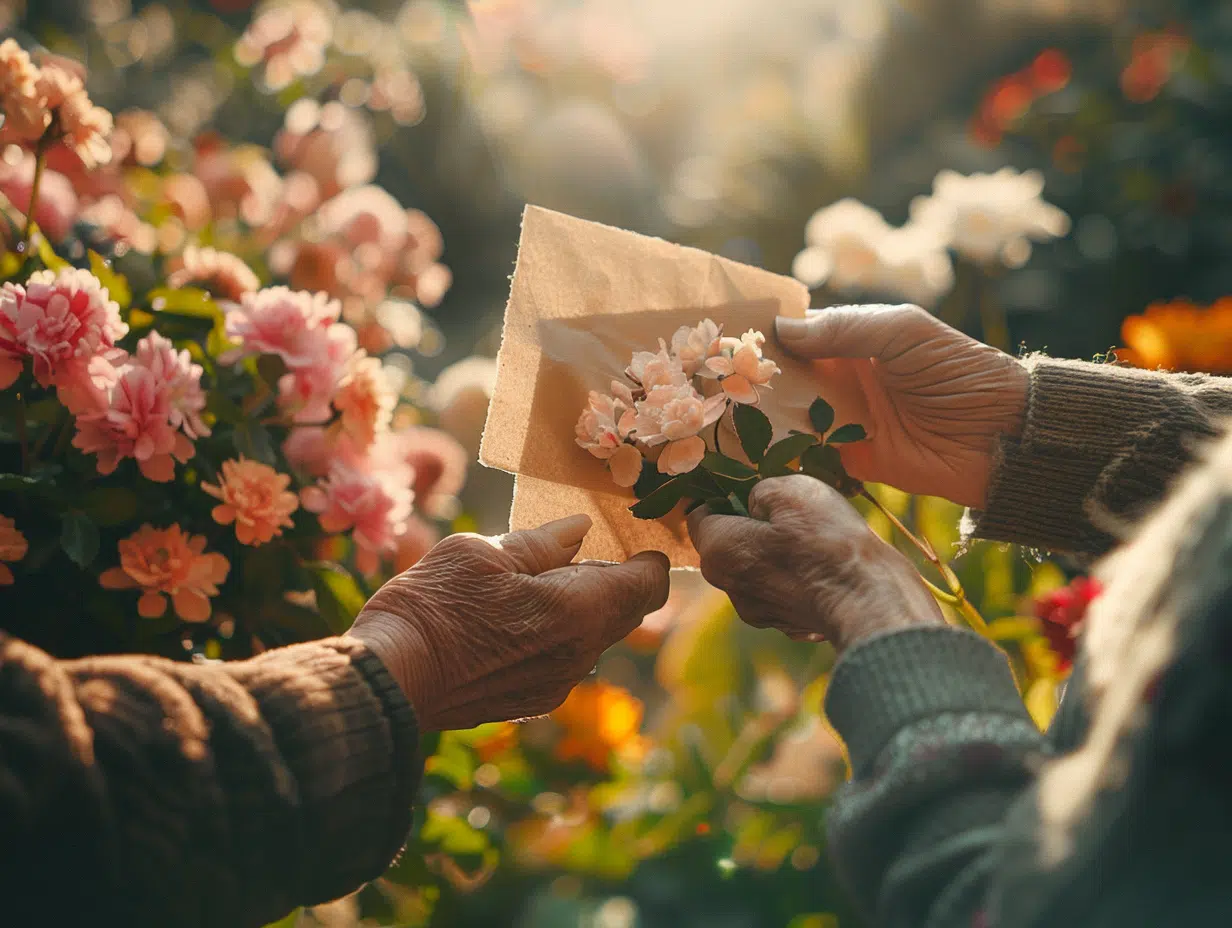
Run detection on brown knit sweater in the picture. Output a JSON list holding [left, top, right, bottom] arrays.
[[0, 634, 421, 927]]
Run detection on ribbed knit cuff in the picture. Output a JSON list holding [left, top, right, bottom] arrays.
[[233, 638, 422, 904], [824, 627, 1029, 778], [966, 356, 1232, 556]]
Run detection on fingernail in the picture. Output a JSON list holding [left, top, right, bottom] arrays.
[[631, 550, 670, 570], [775, 316, 809, 340], [542, 514, 592, 548]]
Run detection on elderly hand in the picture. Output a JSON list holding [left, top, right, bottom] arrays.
[[348, 516, 670, 731], [688, 476, 944, 652], [776, 304, 1028, 510]]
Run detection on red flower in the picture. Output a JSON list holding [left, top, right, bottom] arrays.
[[1033, 576, 1102, 670]]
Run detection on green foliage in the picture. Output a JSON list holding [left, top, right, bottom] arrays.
[[732, 403, 773, 462], [826, 424, 866, 444], [758, 433, 819, 478], [807, 398, 835, 435], [60, 511, 99, 568], [309, 564, 367, 634]]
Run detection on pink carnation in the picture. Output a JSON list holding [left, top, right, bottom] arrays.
[[223, 285, 342, 366], [396, 426, 469, 516], [134, 331, 210, 439], [0, 268, 127, 395], [166, 246, 260, 302], [301, 464, 412, 575], [71, 332, 206, 482], [276, 322, 357, 423]]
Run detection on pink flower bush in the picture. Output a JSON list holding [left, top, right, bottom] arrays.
[[99, 524, 230, 621], [334, 352, 396, 451], [37, 64, 113, 168], [275, 98, 377, 198], [301, 464, 413, 575], [203, 457, 300, 546], [234, 0, 333, 92], [700, 330, 781, 404], [0, 268, 127, 394], [166, 246, 261, 302], [222, 286, 358, 423], [72, 332, 207, 481]]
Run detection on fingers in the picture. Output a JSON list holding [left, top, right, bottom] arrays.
[[687, 505, 775, 591], [493, 514, 592, 575], [747, 474, 840, 523], [775, 304, 930, 360]]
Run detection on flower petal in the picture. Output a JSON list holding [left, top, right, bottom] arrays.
[[99, 566, 136, 589], [138, 590, 167, 618], [608, 443, 643, 487], [658, 436, 706, 476], [720, 375, 759, 404], [173, 588, 211, 622]]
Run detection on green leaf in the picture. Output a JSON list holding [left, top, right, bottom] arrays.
[[633, 459, 672, 499], [310, 564, 367, 634], [808, 397, 835, 434], [827, 423, 867, 444], [758, 433, 819, 478], [206, 391, 245, 425], [233, 421, 276, 464], [699, 495, 736, 516], [629, 474, 693, 520], [33, 229, 69, 271], [147, 286, 223, 321], [420, 810, 489, 856], [800, 444, 844, 482], [732, 404, 773, 462], [81, 487, 140, 526], [60, 511, 100, 568], [700, 452, 757, 481], [256, 353, 289, 388], [88, 251, 131, 309], [0, 473, 50, 493]]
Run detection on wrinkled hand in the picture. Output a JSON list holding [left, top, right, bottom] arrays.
[[348, 516, 670, 731], [776, 304, 1028, 509], [688, 476, 944, 652]]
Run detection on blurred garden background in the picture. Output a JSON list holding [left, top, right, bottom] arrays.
[[2, 0, 1227, 925]]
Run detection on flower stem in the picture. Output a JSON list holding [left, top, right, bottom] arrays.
[[22, 136, 49, 251], [859, 487, 990, 636], [16, 393, 28, 472]]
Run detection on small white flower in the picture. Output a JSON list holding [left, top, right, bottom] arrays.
[[575, 390, 630, 460], [669, 318, 722, 376], [909, 167, 1070, 269], [626, 340, 687, 391], [628, 382, 726, 476], [700, 329, 780, 404]]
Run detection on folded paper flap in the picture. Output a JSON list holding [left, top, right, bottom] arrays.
[[481, 205, 810, 567]]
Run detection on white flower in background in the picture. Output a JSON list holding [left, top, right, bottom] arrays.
[[910, 167, 1071, 269], [626, 340, 687, 391], [700, 329, 781, 403], [669, 318, 721, 376], [877, 225, 956, 307], [792, 197, 955, 305], [792, 198, 892, 292], [629, 382, 726, 475]]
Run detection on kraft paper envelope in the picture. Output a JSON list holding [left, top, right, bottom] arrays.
[[479, 205, 813, 568]]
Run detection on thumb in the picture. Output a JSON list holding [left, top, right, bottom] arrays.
[[546, 551, 671, 646], [775, 304, 928, 360], [494, 514, 592, 575]]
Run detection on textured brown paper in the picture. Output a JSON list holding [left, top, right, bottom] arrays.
[[480, 206, 811, 567]]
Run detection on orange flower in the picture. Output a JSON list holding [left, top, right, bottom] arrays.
[[99, 524, 230, 622], [0, 514, 28, 585], [471, 722, 518, 762], [202, 457, 299, 546], [552, 681, 650, 772], [333, 352, 395, 451], [1119, 297, 1232, 375]]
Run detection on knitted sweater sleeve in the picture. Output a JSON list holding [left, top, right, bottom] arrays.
[[823, 627, 1049, 927], [964, 358, 1232, 556], [0, 633, 422, 928]]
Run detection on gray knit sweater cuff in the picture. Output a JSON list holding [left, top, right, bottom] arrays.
[[965, 356, 1232, 556], [825, 627, 1029, 778]]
